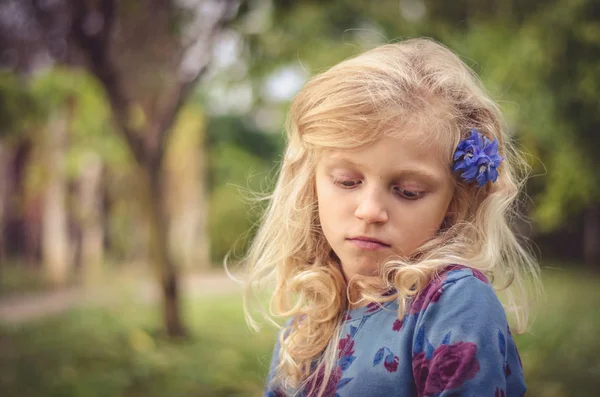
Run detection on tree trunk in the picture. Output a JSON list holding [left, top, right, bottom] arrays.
[[0, 142, 8, 263], [77, 151, 105, 283], [21, 0, 239, 340], [583, 205, 600, 267], [0, 141, 8, 289], [143, 162, 186, 337], [165, 107, 210, 271], [41, 109, 70, 287], [5, 141, 40, 265]]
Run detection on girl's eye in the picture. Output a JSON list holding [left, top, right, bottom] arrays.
[[334, 179, 361, 188], [395, 188, 424, 200]]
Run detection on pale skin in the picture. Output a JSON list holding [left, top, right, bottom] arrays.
[[315, 134, 456, 282]]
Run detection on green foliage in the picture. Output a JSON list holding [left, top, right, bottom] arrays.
[[206, 116, 283, 264], [30, 67, 130, 175], [19, 67, 132, 209], [534, 142, 598, 231], [530, 0, 600, 228], [206, 116, 284, 171], [0, 70, 43, 138], [208, 141, 277, 264], [247, 2, 381, 76]]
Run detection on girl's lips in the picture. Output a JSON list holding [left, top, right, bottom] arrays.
[[347, 238, 390, 250]]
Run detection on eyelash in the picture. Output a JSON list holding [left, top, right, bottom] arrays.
[[332, 179, 424, 200]]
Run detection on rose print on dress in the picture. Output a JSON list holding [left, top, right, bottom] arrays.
[[412, 330, 481, 397], [427, 342, 480, 392], [412, 350, 429, 393]]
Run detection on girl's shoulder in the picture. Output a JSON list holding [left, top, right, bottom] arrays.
[[438, 264, 491, 285], [408, 264, 501, 318]]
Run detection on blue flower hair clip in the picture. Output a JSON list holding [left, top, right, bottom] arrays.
[[452, 129, 504, 187]]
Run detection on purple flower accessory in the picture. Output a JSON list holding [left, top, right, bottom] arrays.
[[452, 129, 504, 187]]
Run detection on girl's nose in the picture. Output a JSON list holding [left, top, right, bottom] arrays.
[[354, 189, 389, 224]]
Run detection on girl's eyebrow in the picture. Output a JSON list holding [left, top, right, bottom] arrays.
[[323, 157, 361, 168], [395, 169, 442, 185]]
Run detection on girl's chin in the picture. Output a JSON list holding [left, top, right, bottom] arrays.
[[340, 263, 382, 279]]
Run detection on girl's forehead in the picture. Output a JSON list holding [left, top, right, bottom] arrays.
[[318, 125, 455, 166]]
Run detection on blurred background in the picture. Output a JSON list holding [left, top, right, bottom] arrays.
[[0, 0, 598, 396]]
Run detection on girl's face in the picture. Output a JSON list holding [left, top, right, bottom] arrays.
[[315, 134, 455, 280]]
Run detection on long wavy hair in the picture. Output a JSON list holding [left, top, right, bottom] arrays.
[[239, 38, 541, 396]]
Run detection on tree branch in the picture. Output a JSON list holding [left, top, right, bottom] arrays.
[[68, 0, 146, 166], [150, 0, 240, 167]]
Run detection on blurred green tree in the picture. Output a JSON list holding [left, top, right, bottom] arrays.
[[0, 71, 42, 137], [0, 71, 42, 275], [205, 115, 283, 262], [0, 0, 243, 337], [53, 0, 240, 337]]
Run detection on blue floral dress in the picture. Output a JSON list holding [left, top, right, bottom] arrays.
[[264, 265, 525, 397]]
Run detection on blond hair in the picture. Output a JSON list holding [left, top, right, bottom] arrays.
[[239, 38, 541, 396]]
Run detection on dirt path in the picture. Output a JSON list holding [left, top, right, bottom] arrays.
[[0, 272, 240, 326]]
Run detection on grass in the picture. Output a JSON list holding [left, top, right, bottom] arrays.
[[514, 266, 600, 397], [0, 294, 277, 397], [0, 264, 54, 297], [0, 266, 599, 397]]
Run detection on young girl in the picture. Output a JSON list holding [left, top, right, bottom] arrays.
[[241, 38, 541, 397]]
